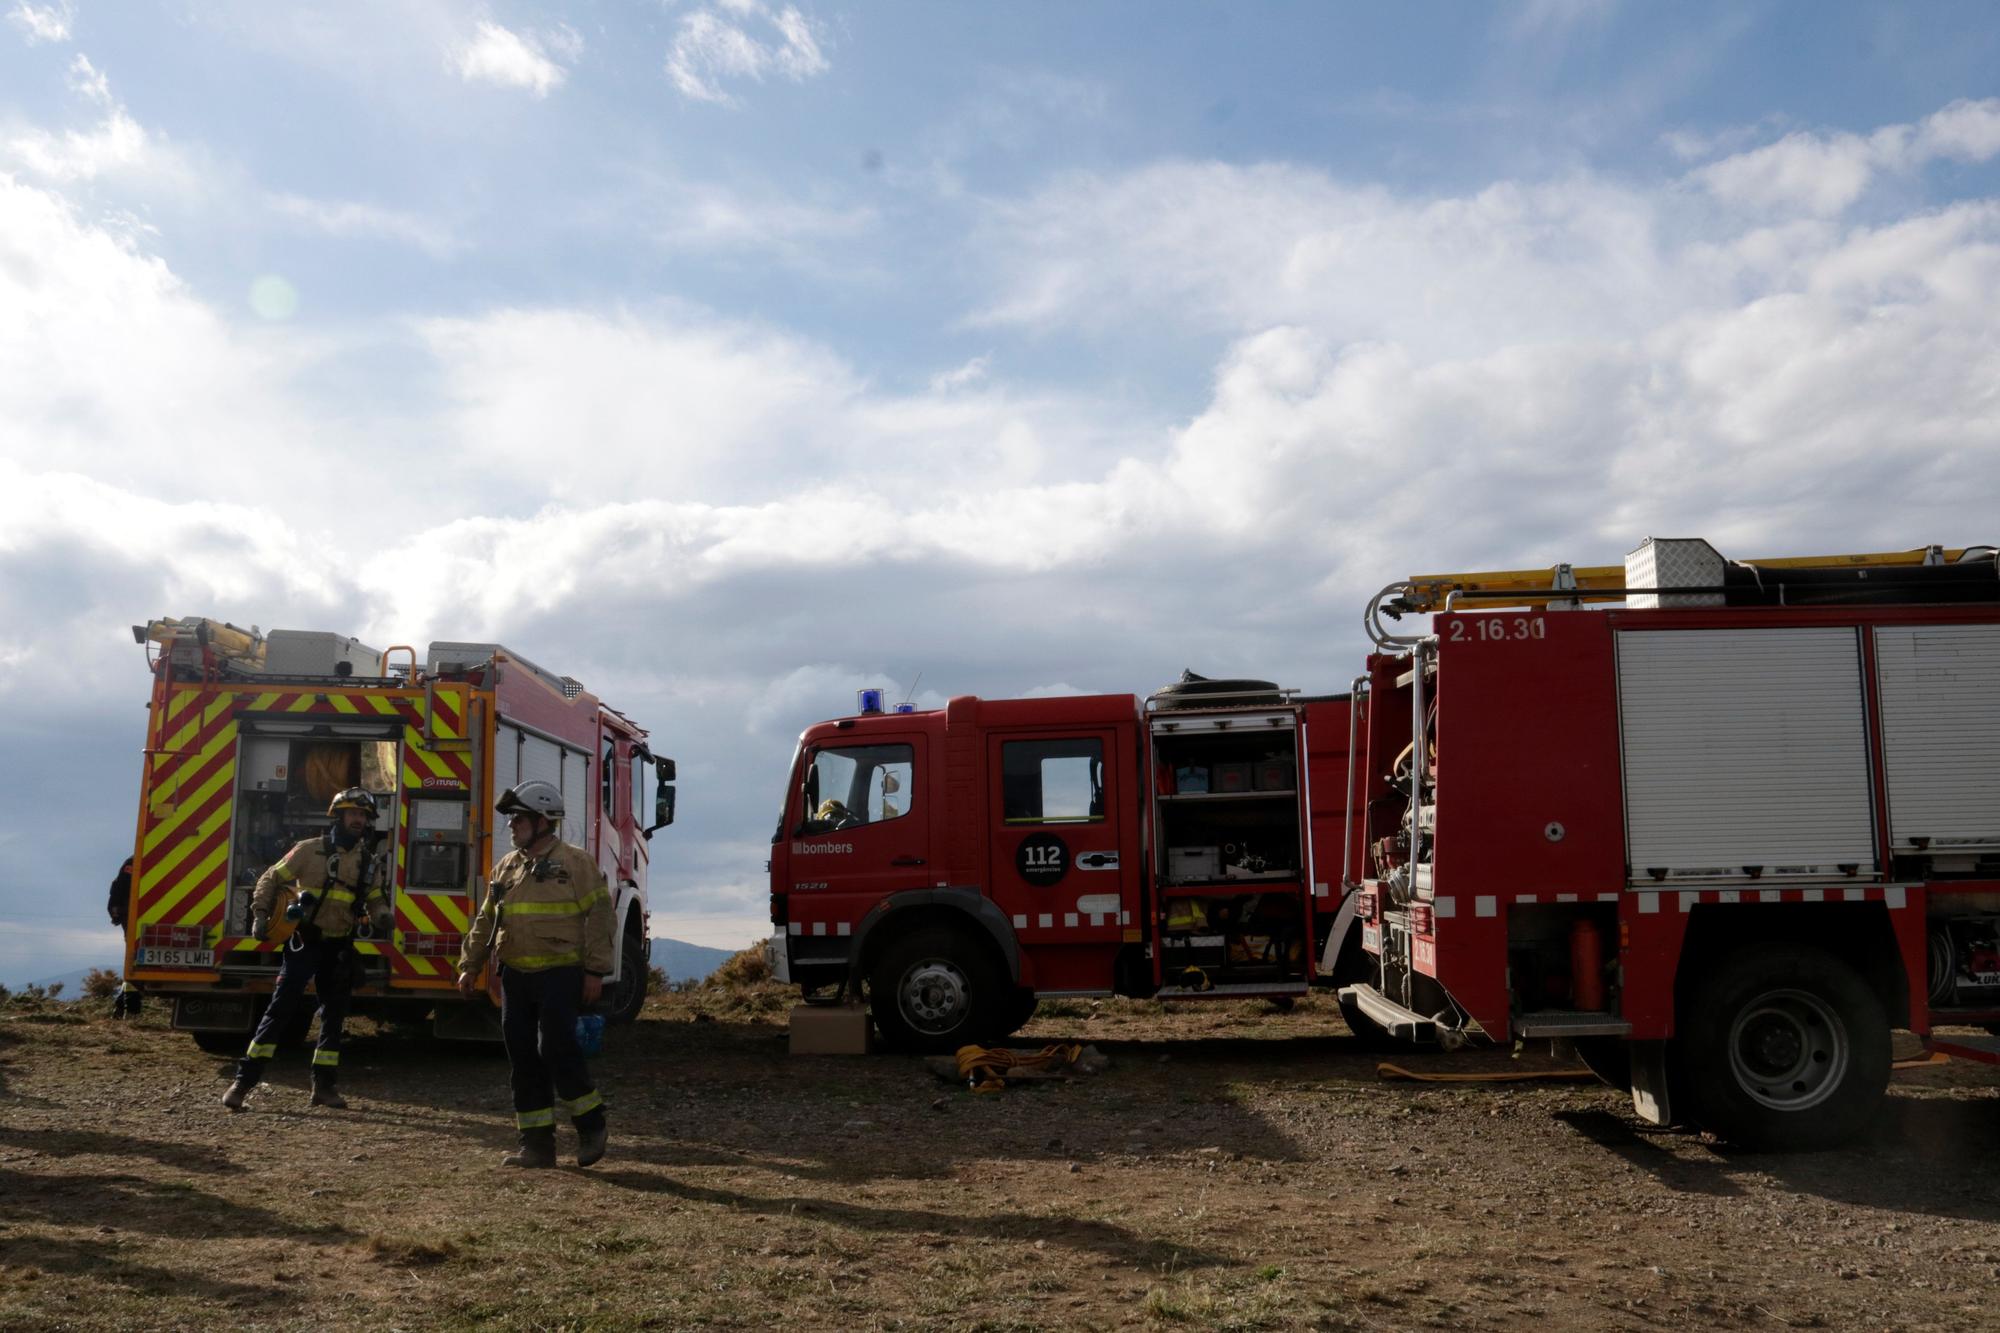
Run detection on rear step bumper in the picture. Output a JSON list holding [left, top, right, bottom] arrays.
[[1339, 983, 1438, 1041], [1931, 1034, 2000, 1066]]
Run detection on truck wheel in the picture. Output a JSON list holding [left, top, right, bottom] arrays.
[[998, 987, 1039, 1038], [603, 928, 648, 1025], [869, 926, 1002, 1053], [1677, 944, 1888, 1151], [192, 1030, 247, 1056]]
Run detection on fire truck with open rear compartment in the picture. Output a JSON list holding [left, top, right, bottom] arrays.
[[121, 618, 676, 1051], [1337, 538, 2000, 1147], [765, 677, 1376, 1053]]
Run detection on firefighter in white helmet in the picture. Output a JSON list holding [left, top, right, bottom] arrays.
[[457, 779, 613, 1168], [222, 787, 391, 1112]]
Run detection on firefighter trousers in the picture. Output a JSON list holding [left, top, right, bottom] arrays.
[[500, 963, 604, 1135], [237, 930, 354, 1083]]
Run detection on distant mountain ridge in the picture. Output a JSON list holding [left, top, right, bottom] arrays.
[[12, 938, 742, 993]]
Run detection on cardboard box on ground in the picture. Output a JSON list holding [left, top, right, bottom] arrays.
[[788, 1002, 873, 1055]]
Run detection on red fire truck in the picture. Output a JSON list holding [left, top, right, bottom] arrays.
[[766, 676, 1379, 1051], [122, 618, 676, 1049], [1337, 539, 2000, 1147]]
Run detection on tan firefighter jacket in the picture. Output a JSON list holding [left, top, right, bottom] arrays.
[[460, 839, 613, 976], [253, 835, 391, 940]]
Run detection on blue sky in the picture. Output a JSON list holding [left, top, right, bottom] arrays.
[[2, 1, 1998, 984]]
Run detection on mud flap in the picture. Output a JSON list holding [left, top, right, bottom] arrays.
[[1629, 1039, 1672, 1125]]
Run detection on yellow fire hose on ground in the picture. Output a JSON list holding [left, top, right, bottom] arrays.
[[957, 1043, 1086, 1093]]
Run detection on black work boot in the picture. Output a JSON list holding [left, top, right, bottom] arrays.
[[502, 1129, 557, 1169], [574, 1113, 608, 1168], [309, 1069, 347, 1109], [221, 1061, 263, 1112]]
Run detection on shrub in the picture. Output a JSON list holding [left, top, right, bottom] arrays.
[[705, 945, 770, 990], [83, 968, 120, 999]]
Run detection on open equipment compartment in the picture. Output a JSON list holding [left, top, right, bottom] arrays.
[[1147, 693, 1311, 994]]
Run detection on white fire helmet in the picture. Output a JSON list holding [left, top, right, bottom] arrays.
[[495, 780, 564, 823]]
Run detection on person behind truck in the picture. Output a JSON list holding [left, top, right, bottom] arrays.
[[220, 787, 391, 1112], [107, 855, 132, 928], [456, 779, 613, 1170]]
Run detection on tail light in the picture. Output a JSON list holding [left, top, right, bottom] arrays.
[[1411, 903, 1435, 935]]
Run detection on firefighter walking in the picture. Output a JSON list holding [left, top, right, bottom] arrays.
[[457, 780, 613, 1169], [222, 787, 391, 1112]]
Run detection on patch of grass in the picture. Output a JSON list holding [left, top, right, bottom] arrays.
[[363, 1234, 459, 1267]]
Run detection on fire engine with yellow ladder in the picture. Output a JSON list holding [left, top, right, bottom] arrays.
[[120, 618, 677, 1051], [1336, 538, 2000, 1148]]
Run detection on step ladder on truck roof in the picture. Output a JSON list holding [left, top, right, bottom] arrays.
[[123, 618, 677, 1052]]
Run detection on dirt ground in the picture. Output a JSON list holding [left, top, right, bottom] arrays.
[[3, 985, 1999, 1332]]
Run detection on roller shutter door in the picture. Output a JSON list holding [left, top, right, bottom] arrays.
[[1618, 628, 1878, 883], [1874, 624, 2000, 851], [490, 726, 521, 871], [562, 746, 594, 852]]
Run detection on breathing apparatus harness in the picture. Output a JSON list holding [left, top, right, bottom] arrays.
[[284, 826, 385, 951]]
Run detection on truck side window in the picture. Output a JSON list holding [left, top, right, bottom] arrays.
[[799, 744, 914, 834], [1002, 739, 1104, 823]]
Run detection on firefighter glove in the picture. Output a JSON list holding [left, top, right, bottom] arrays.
[[251, 912, 271, 941], [371, 906, 393, 934]]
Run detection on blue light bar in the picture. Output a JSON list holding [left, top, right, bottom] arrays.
[[857, 688, 884, 715]]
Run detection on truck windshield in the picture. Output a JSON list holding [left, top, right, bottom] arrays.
[[798, 743, 914, 834]]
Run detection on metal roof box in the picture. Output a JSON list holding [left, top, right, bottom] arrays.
[[1626, 538, 1725, 609], [263, 630, 384, 677]]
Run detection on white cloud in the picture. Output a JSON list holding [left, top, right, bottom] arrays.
[[1, 54, 196, 189], [6, 1, 72, 45], [267, 191, 456, 255], [666, 1, 829, 107], [645, 180, 874, 253], [453, 20, 569, 98], [1694, 98, 2000, 216]]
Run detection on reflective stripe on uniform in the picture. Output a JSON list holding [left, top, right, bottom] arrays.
[[502, 899, 586, 918], [516, 1107, 555, 1130], [312, 1049, 340, 1067], [246, 1042, 277, 1059], [506, 950, 583, 969], [323, 888, 356, 905], [563, 1089, 603, 1118]]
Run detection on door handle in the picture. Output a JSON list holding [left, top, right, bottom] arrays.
[[891, 856, 927, 867]]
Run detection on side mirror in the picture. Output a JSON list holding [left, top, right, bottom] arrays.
[[645, 757, 677, 836]]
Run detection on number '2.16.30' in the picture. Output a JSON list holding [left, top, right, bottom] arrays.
[[1447, 616, 1547, 643]]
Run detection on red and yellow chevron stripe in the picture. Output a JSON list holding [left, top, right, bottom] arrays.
[[133, 681, 477, 985], [401, 685, 473, 791], [134, 687, 239, 948]]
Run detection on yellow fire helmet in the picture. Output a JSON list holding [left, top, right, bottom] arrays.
[[326, 786, 379, 819]]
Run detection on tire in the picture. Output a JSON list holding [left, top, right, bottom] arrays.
[[998, 987, 1039, 1038], [1573, 1037, 1633, 1093], [603, 928, 648, 1025], [869, 926, 1004, 1053], [1676, 944, 1889, 1151], [192, 1029, 247, 1057]]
